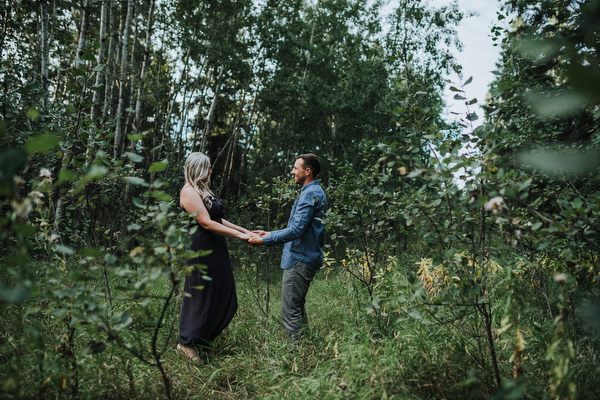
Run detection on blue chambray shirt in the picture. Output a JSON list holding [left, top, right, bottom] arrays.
[[263, 180, 327, 272]]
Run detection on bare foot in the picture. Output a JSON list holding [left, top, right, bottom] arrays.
[[177, 343, 200, 361]]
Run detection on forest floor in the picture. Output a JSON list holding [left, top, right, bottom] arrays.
[[2, 263, 590, 399], [112, 268, 499, 399]]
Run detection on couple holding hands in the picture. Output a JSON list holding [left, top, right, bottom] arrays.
[[177, 152, 327, 361]]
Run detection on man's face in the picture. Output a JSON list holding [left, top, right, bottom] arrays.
[[291, 158, 309, 186]]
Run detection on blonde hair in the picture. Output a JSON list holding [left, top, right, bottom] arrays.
[[184, 152, 214, 208]]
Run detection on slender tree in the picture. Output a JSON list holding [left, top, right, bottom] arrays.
[[114, 0, 134, 158], [131, 0, 156, 147], [40, 0, 49, 109]]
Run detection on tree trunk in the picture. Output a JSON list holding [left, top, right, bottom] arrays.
[[219, 89, 245, 199], [113, 0, 134, 159], [162, 45, 191, 156], [481, 302, 502, 390], [40, 0, 49, 109], [328, 114, 336, 187], [130, 0, 155, 151], [200, 64, 225, 152], [86, 0, 109, 166], [75, 0, 92, 63], [238, 88, 259, 199], [102, 0, 116, 127], [0, 0, 9, 63], [125, 4, 141, 149]]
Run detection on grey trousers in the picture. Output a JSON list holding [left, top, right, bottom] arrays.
[[281, 261, 316, 340]]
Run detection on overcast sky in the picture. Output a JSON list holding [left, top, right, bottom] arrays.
[[430, 0, 504, 122]]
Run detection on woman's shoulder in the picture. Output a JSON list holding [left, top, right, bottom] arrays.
[[180, 185, 196, 198], [180, 185, 204, 208]]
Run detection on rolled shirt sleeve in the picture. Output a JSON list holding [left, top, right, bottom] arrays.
[[264, 194, 315, 245], [263, 181, 327, 272]]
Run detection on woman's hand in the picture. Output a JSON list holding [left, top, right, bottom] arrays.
[[252, 230, 270, 238], [237, 232, 251, 241]]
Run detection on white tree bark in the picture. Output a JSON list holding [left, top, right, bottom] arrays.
[[86, 0, 109, 166], [200, 64, 225, 152], [113, 0, 134, 158], [131, 0, 155, 146], [75, 0, 92, 65], [102, 0, 116, 125], [40, 0, 49, 109], [125, 4, 140, 149], [0, 0, 9, 63]]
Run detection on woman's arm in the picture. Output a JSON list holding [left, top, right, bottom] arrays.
[[180, 187, 249, 240], [222, 219, 251, 235]]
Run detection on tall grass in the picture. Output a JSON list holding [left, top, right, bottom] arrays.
[[2, 253, 599, 399]]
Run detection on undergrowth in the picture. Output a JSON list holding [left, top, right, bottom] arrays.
[[1, 253, 600, 399]]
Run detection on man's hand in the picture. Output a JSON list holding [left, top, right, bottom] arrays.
[[252, 230, 270, 238], [248, 235, 264, 246]]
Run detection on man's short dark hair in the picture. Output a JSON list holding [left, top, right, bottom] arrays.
[[297, 153, 321, 177]]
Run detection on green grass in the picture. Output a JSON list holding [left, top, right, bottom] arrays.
[[2, 262, 600, 399]]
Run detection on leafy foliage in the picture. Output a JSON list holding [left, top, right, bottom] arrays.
[[2, 0, 600, 399]]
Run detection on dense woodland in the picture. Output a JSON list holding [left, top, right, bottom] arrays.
[[1, 0, 600, 398]]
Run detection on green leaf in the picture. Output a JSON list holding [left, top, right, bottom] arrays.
[[503, 188, 516, 199], [132, 197, 147, 209], [52, 308, 69, 317], [124, 152, 144, 163], [82, 341, 106, 355], [27, 108, 40, 121], [111, 310, 133, 331], [517, 149, 600, 176], [122, 176, 149, 186], [79, 247, 102, 257], [53, 245, 75, 255], [0, 280, 33, 302], [82, 50, 95, 62], [25, 134, 61, 154], [147, 190, 171, 201], [85, 165, 108, 180], [127, 223, 141, 231], [409, 310, 422, 319], [0, 148, 27, 196], [57, 169, 78, 185], [466, 112, 478, 121], [148, 161, 168, 173], [526, 91, 587, 118]]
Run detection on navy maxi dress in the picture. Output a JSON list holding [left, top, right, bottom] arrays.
[[178, 197, 238, 347]]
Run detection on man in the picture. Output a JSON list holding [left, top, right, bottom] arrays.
[[249, 153, 328, 341]]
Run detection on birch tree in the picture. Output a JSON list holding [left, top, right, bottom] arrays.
[[114, 0, 134, 158], [75, 0, 93, 64], [130, 0, 156, 149], [87, 0, 109, 166], [40, 0, 49, 109], [0, 0, 8, 62]]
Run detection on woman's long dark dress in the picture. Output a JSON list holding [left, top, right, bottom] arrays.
[[178, 197, 238, 347]]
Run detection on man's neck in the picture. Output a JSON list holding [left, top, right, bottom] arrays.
[[301, 177, 316, 188]]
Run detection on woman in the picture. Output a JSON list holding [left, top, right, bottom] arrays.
[[177, 152, 251, 361]]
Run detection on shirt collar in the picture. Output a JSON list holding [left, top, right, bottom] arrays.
[[301, 180, 319, 192]]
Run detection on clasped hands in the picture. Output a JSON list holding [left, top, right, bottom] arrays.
[[238, 230, 270, 246]]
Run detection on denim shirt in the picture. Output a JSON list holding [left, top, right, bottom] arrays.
[[263, 180, 327, 272]]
